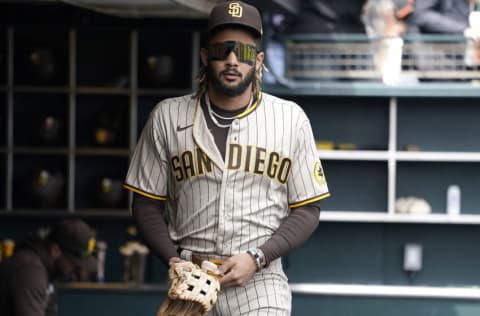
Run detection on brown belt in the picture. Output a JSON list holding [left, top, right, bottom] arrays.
[[191, 254, 224, 267]]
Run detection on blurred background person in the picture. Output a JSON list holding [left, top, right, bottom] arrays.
[[362, 0, 414, 84], [0, 219, 97, 316], [363, 0, 413, 38], [406, 0, 480, 70], [406, 0, 478, 34], [286, 0, 369, 34]]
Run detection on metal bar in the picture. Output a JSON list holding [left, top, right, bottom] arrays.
[[388, 97, 397, 215], [129, 29, 138, 152], [6, 27, 13, 211], [127, 29, 138, 210], [68, 29, 76, 213], [191, 30, 200, 91]]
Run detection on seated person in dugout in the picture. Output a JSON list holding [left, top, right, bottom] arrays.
[[0, 219, 97, 316]]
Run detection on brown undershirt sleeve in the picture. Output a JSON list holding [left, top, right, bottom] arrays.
[[258, 201, 321, 266], [132, 193, 178, 264]]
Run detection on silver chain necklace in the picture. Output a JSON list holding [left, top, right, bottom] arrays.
[[205, 93, 253, 129]]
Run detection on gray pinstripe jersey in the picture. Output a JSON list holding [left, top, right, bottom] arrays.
[[124, 91, 330, 256]]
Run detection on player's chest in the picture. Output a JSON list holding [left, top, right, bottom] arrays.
[[171, 119, 296, 160], [168, 115, 296, 181]]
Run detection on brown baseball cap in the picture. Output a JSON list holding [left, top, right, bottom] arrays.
[[208, 1, 263, 38], [50, 219, 97, 269]]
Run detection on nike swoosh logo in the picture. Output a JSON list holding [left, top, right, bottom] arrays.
[[177, 124, 193, 132]]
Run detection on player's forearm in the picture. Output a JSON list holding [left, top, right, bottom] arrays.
[[132, 193, 178, 264], [259, 202, 320, 265]]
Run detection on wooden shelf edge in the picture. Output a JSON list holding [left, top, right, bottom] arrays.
[[317, 150, 480, 162], [318, 150, 389, 161], [397, 151, 480, 162], [320, 211, 480, 224], [290, 283, 480, 300]]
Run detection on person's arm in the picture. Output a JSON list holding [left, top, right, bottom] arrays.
[[13, 266, 50, 316], [259, 202, 320, 266], [408, 0, 467, 34], [132, 193, 179, 264]]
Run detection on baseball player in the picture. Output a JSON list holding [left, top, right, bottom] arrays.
[[123, 1, 330, 315]]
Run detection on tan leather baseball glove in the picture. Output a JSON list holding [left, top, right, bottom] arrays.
[[157, 261, 221, 316]]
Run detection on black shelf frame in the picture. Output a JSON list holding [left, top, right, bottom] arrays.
[[1, 25, 201, 216]]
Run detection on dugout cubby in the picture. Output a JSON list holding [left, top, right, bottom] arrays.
[[320, 160, 388, 213], [13, 93, 69, 148], [13, 27, 69, 86], [12, 154, 68, 209], [297, 95, 390, 151], [75, 94, 129, 149], [74, 155, 128, 210], [138, 30, 193, 90], [76, 28, 130, 88], [397, 98, 480, 152], [396, 161, 480, 215]]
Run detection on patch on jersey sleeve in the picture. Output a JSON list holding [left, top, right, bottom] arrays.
[[313, 161, 327, 185]]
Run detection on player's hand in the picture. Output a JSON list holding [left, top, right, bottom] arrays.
[[218, 253, 257, 288], [168, 256, 183, 267]]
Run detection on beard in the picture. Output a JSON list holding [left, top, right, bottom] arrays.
[[53, 258, 77, 282], [207, 62, 255, 97]]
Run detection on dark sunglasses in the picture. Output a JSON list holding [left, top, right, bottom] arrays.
[[208, 41, 257, 65]]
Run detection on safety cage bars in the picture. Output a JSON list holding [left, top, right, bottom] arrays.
[[264, 34, 480, 87]]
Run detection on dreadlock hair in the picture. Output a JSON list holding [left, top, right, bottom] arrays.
[[194, 25, 265, 100]]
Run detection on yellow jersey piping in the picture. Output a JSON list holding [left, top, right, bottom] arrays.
[[289, 192, 331, 209], [123, 184, 167, 201]]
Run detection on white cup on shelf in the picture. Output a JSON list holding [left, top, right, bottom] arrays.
[[446, 185, 461, 216]]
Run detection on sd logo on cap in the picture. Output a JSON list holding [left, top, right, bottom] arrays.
[[207, 1, 263, 38], [228, 3, 243, 17]]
